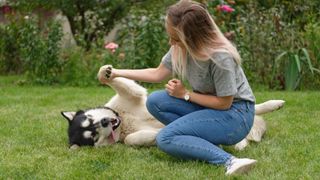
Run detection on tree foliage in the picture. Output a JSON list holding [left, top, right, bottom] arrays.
[[9, 0, 145, 50]]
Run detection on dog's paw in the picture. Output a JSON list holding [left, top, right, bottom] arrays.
[[268, 100, 285, 110], [99, 65, 113, 79], [255, 99, 285, 115], [124, 130, 158, 146], [262, 100, 285, 113], [69, 144, 80, 150], [234, 139, 249, 151], [98, 65, 113, 83], [104, 65, 113, 79]]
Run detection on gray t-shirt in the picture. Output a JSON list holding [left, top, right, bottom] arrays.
[[161, 49, 255, 103]]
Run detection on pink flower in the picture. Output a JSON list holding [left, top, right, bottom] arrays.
[[216, 5, 235, 13], [105, 42, 119, 53]]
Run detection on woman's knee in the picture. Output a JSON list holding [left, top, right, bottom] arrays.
[[156, 128, 172, 150], [146, 90, 167, 112]]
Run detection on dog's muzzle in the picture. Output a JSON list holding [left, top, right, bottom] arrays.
[[94, 117, 121, 130]]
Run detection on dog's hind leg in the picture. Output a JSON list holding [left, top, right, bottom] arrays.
[[246, 115, 267, 142], [124, 129, 161, 146], [255, 100, 285, 115], [234, 116, 267, 151], [234, 138, 249, 151], [233, 100, 285, 151]]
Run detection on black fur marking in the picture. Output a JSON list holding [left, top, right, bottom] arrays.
[[102, 106, 119, 116], [75, 110, 85, 116], [106, 69, 112, 74], [64, 106, 121, 147], [67, 113, 96, 146], [106, 66, 112, 70]]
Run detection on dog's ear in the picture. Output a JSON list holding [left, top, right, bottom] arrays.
[[61, 111, 76, 122]]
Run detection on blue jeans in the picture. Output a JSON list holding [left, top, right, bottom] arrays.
[[146, 90, 254, 165]]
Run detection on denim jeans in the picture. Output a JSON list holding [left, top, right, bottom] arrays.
[[146, 90, 255, 165]]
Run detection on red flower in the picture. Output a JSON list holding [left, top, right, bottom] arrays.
[[1, 5, 12, 14]]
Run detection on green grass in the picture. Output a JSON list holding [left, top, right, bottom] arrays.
[[1, 76, 320, 179]]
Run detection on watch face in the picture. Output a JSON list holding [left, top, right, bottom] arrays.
[[184, 94, 190, 101]]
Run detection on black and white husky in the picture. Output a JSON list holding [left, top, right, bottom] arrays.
[[61, 65, 285, 150]]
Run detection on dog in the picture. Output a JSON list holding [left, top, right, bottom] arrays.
[[61, 65, 285, 150]]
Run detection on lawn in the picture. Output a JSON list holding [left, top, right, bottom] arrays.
[[0, 76, 319, 179]]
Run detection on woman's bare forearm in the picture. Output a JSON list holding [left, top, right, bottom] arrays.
[[114, 69, 159, 83], [113, 63, 171, 83]]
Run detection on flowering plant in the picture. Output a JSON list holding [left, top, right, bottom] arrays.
[[1, 4, 12, 14], [104, 42, 119, 53], [216, 4, 235, 13]]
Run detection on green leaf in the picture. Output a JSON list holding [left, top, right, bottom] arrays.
[[312, 67, 320, 74], [275, 51, 288, 63], [285, 55, 300, 91], [271, 51, 288, 84], [300, 48, 314, 75], [293, 54, 301, 73]]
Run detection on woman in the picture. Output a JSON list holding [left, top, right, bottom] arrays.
[[99, 0, 256, 175]]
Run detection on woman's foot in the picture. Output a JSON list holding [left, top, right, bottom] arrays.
[[225, 158, 257, 175]]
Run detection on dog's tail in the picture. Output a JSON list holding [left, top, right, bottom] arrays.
[[255, 100, 285, 115]]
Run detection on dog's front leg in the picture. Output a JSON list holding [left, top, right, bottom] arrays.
[[94, 135, 109, 147], [124, 129, 161, 146], [97, 65, 147, 98]]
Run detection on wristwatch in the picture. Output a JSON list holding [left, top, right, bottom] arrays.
[[184, 91, 190, 101]]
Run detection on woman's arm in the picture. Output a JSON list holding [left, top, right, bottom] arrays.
[[187, 92, 233, 110], [98, 63, 171, 83], [165, 79, 233, 110]]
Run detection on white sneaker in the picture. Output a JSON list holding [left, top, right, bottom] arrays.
[[225, 158, 257, 175]]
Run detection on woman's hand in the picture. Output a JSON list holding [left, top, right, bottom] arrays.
[[165, 79, 187, 99]]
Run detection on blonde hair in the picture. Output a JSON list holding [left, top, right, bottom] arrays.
[[166, 0, 241, 78]]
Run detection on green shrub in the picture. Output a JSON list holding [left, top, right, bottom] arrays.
[[299, 22, 320, 90], [0, 17, 26, 74], [2, 0, 319, 89], [59, 48, 106, 86], [58, 0, 175, 87], [272, 48, 320, 90], [304, 22, 320, 64], [115, 9, 169, 70], [19, 19, 63, 84], [0, 14, 63, 84], [9, 0, 133, 51], [206, 0, 320, 90]]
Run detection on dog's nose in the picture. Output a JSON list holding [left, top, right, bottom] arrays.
[[101, 118, 110, 127]]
